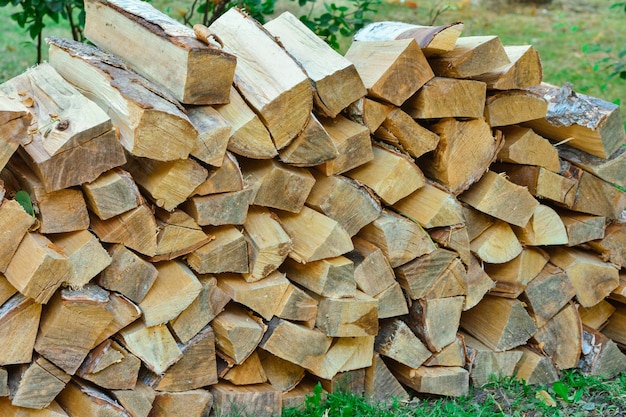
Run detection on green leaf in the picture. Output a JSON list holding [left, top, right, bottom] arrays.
[[552, 381, 570, 402], [15, 190, 35, 217]]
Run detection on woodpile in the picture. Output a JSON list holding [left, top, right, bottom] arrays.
[[0, 0, 625, 414]]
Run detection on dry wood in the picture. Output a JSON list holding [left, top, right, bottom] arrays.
[[185, 225, 249, 274], [95, 292, 142, 346], [587, 220, 626, 268], [375, 282, 410, 319], [151, 208, 212, 262], [393, 182, 465, 228], [210, 8, 313, 149], [194, 151, 243, 196], [0, 399, 69, 416], [82, 168, 141, 220], [559, 211, 606, 247], [315, 291, 378, 337], [373, 108, 440, 158], [344, 38, 434, 105], [0, 294, 41, 365], [317, 114, 373, 175], [429, 224, 471, 266], [277, 113, 338, 167], [470, 220, 523, 264], [471, 45, 543, 89], [407, 296, 465, 352], [221, 350, 267, 385], [0, 368, 7, 398], [579, 326, 626, 379], [281, 256, 355, 298], [532, 302, 581, 370], [210, 382, 281, 417], [57, 380, 131, 417], [428, 35, 510, 78], [307, 337, 374, 379], [601, 303, 626, 347], [403, 77, 486, 119], [497, 126, 561, 172], [76, 339, 140, 390], [463, 332, 523, 386], [111, 381, 155, 417], [274, 283, 318, 323], [0, 199, 35, 273], [218, 271, 290, 320], [579, 300, 616, 330], [282, 379, 326, 410], [0, 93, 30, 171], [558, 144, 626, 189], [347, 237, 396, 297], [84, 0, 235, 104], [512, 204, 568, 246], [609, 271, 626, 304], [364, 353, 410, 404], [316, 368, 365, 395], [525, 83, 626, 159], [148, 390, 212, 417], [0, 273, 17, 306], [186, 105, 231, 167], [423, 118, 503, 195], [424, 337, 466, 367], [265, 11, 366, 117], [117, 321, 182, 375], [344, 97, 394, 134], [484, 89, 548, 127], [375, 319, 432, 368], [512, 346, 560, 385], [183, 187, 254, 226], [212, 303, 266, 365], [464, 255, 495, 311], [390, 364, 469, 397], [485, 247, 549, 298], [257, 349, 305, 391]]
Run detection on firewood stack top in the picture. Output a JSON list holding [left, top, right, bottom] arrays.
[[0, 0, 625, 415]]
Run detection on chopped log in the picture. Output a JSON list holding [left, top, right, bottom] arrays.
[[183, 187, 254, 226], [407, 296, 465, 353], [460, 295, 538, 351], [512, 204, 569, 246], [464, 255, 495, 311], [214, 87, 276, 160], [344, 38, 434, 106], [260, 317, 332, 371], [394, 248, 466, 300], [138, 260, 201, 327], [57, 380, 130, 417], [117, 321, 182, 375], [373, 108, 440, 158], [353, 21, 464, 56], [242, 159, 315, 213], [169, 276, 230, 344], [151, 209, 212, 262], [264, 11, 366, 118], [316, 369, 365, 395], [35, 285, 113, 374], [524, 83, 626, 159], [281, 256, 355, 298], [0, 369, 7, 397], [0, 93, 30, 171], [194, 152, 243, 196], [345, 144, 426, 205], [217, 271, 290, 321], [315, 291, 378, 337], [609, 272, 626, 304], [471, 44, 543, 89], [210, 8, 312, 149], [0, 294, 41, 365], [0, 399, 69, 416], [142, 326, 217, 391], [0, 199, 35, 273], [277, 206, 353, 263], [463, 203, 495, 241], [424, 337, 465, 367], [484, 89, 548, 127], [77, 338, 140, 390], [306, 173, 381, 237], [187, 105, 231, 167], [558, 144, 626, 189], [48, 37, 198, 161], [307, 337, 374, 379], [357, 209, 436, 268], [257, 349, 305, 391], [532, 302, 581, 370], [429, 224, 472, 266], [148, 389, 212, 417], [579, 300, 615, 331], [512, 346, 560, 385], [375, 282, 409, 319], [390, 364, 469, 397], [587, 220, 626, 268], [497, 126, 561, 172], [84, 0, 235, 104], [423, 118, 503, 195], [277, 113, 338, 167], [403, 77, 486, 119], [185, 225, 249, 274], [317, 114, 373, 175], [5, 232, 71, 304], [98, 243, 158, 304], [463, 332, 523, 386], [601, 303, 626, 347], [375, 319, 431, 368], [559, 211, 606, 247], [82, 168, 141, 220], [222, 351, 267, 385], [347, 237, 396, 297], [344, 97, 394, 134], [579, 326, 626, 379], [282, 379, 326, 410], [485, 247, 549, 298], [364, 353, 410, 404], [274, 283, 318, 323], [0, 273, 17, 306], [470, 220, 523, 264], [548, 247, 619, 308], [210, 382, 281, 417], [89, 203, 158, 257], [49, 229, 111, 288], [428, 35, 510, 78], [393, 182, 465, 229], [460, 170, 539, 227], [212, 304, 266, 365], [94, 292, 142, 348], [111, 381, 156, 417]]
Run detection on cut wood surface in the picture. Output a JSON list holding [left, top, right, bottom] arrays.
[[471, 44, 543, 89], [427, 35, 510, 78], [496, 126, 560, 172], [403, 77, 486, 119], [373, 108, 440, 158]]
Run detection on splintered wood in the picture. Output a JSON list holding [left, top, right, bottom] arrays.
[[0, 4, 625, 416]]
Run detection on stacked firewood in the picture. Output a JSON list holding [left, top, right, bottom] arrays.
[[0, 0, 625, 415]]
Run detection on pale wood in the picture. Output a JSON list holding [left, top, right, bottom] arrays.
[[186, 225, 249, 274], [558, 143, 626, 188], [348, 237, 396, 297], [579, 326, 626, 379], [76, 339, 140, 390], [485, 247, 549, 298], [497, 126, 561, 172], [463, 203, 495, 241], [139, 260, 202, 327], [609, 272, 626, 304], [0, 294, 41, 365], [344, 38, 434, 105], [94, 291, 142, 347], [257, 349, 305, 391], [0, 273, 17, 306], [364, 353, 410, 404], [601, 303, 626, 347], [588, 220, 626, 268], [187, 105, 231, 166], [215, 87, 276, 159], [111, 381, 156, 417], [222, 350, 267, 385], [470, 220, 523, 264], [194, 151, 243, 196], [275, 283, 318, 323], [212, 304, 266, 365], [210, 382, 281, 417], [393, 182, 465, 228], [306, 172, 381, 237], [428, 35, 510, 78], [307, 337, 374, 380], [423, 118, 503, 195], [281, 256, 356, 298], [4, 232, 71, 304], [82, 168, 141, 220], [375, 319, 431, 368], [84, 0, 235, 104], [407, 296, 465, 352], [424, 337, 465, 367], [35, 285, 113, 374], [460, 295, 537, 351], [344, 97, 394, 134], [277, 206, 354, 263], [512, 346, 560, 385], [315, 291, 378, 337], [484, 89, 548, 127], [524, 82, 626, 158], [210, 8, 312, 149], [429, 224, 472, 266], [390, 364, 469, 397], [89, 203, 158, 256], [57, 380, 130, 417], [277, 113, 338, 167], [317, 114, 373, 175], [373, 108, 440, 158], [512, 204, 569, 246], [151, 208, 212, 262], [98, 243, 158, 304], [117, 321, 182, 375], [375, 282, 410, 319], [357, 209, 436, 268], [316, 369, 365, 395], [471, 45, 543, 89], [0, 93, 30, 171], [282, 380, 326, 410], [183, 187, 254, 226], [463, 332, 523, 386], [0, 199, 35, 273], [169, 275, 230, 344], [403, 77, 486, 119], [148, 390, 212, 417], [242, 158, 315, 213], [579, 300, 615, 330], [48, 37, 198, 161], [559, 211, 606, 247], [218, 271, 290, 320], [532, 302, 581, 370], [0, 399, 69, 416], [264, 11, 366, 117], [548, 246, 619, 308], [464, 255, 495, 311]]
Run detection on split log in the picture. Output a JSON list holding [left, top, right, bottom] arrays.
[[344, 38, 434, 106], [49, 230, 111, 288], [348, 237, 397, 297], [84, 0, 235, 104], [0, 274, 17, 306], [531, 302, 581, 370], [186, 105, 231, 167], [182, 187, 254, 226], [393, 182, 465, 228], [282, 380, 326, 410], [0, 294, 41, 365], [558, 144, 626, 189], [375, 282, 409, 319], [194, 152, 243, 196], [485, 247, 549, 298], [110, 381, 155, 417], [151, 209, 212, 262], [212, 304, 266, 365], [277, 113, 338, 167], [429, 224, 471, 266], [484, 89, 548, 127], [210, 382, 281, 417], [185, 225, 249, 274], [81, 168, 141, 220], [424, 337, 465, 367], [317, 114, 373, 175], [512, 204, 568, 246], [406, 296, 465, 352], [0, 93, 30, 171], [57, 380, 130, 417], [464, 255, 495, 311], [95, 292, 142, 346], [375, 319, 431, 368], [76, 339, 140, 390], [559, 211, 606, 247], [257, 349, 305, 391], [274, 283, 318, 323], [428, 35, 510, 78], [315, 291, 378, 337], [390, 364, 469, 397], [470, 220, 523, 264], [0, 199, 36, 273], [512, 346, 560, 385], [403, 77, 486, 119], [0, 400, 68, 416], [316, 369, 365, 395], [601, 303, 626, 347], [148, 390, 212, 417], [117, 321, 182, 375], [579, 326, 626, 379], [496, 126, 561, 172], [578, 300, 615, 330], [587, 220, 626, 268], [307, 337, 374, 380], [344, 97, 393, 134], [471, 44, 543, 89], [609, 271, 626, 304], [372, 108, 440, 158], [364, 353, 410, 404], [221, 351, 266, 385], [463, 332, 523, 386], [281, 256, 355, 298]]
